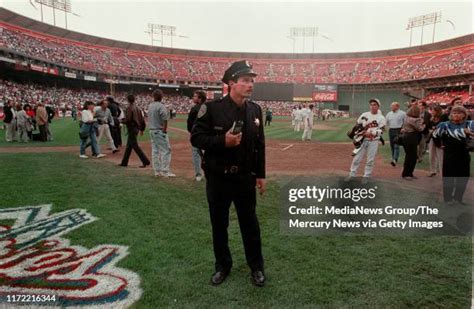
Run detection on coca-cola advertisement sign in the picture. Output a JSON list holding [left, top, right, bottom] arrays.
[[312, 91, 338, 102]]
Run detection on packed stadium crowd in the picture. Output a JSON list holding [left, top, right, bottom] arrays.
[[0, 80, 306, 118], [0, 79, 193, 114], [417, 90, 471, 105], [1, 26, 473, 84]]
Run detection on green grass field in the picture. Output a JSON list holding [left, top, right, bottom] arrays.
[[0, 116, 472, 308]]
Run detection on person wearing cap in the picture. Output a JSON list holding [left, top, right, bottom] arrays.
[[432, 105, 473, 205], [346, 98, 386, 184], [191, 60, 266, 287]]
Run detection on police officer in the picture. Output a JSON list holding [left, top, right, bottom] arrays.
[[191, 60, 266, 287]]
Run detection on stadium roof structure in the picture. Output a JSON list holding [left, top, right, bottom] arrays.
[[0, 7, 472, 60]]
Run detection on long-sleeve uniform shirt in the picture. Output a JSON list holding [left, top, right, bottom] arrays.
[[191, 96, 265, 178], [357, 111, 386, 141]]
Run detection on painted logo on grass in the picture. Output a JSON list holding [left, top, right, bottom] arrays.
[[0, 204, 142, 307]]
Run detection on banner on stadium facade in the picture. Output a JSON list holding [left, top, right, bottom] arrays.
[[29, 64, 58, 75], [293, 97, 313, 102], [84, 75, 97, 81], [131, 81, 156, 85], [312, 84, 338, 102], [65, 72, 77, 79], [314, 84, 338, 92], [159, 83, 180, 88], [30, 64, 46, 72], [312, 92, 338, 102]]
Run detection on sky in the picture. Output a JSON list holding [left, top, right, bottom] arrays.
[[1, 0, 472, 53]]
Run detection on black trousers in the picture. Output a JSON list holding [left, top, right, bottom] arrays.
[[442, 151, 470, 203], [111, 118, 122, 148], [38, 124, 47, 142], [120, 128, 150, 166], [402, 142, 418, 177], [206, 174, 264, 272], [442, 177, 469, 203]]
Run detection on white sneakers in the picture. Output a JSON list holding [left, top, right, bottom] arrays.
[[154, 172, 176, 178], [195, 175, 203, 182], [79, 154, 106, 159]]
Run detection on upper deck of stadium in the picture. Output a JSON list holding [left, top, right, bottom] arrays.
[[0, 7, 473, 85]]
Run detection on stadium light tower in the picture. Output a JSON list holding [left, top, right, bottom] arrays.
[[145, 23, 187, 48], [34, 0, 74, 29], [288, 27, 331, 53], [288, 27, 318, 53], [406, 12, 442, 46]]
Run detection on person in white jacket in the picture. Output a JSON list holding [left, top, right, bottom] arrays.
[[302, 104, 315, 141], [346, 99, 386, 183]]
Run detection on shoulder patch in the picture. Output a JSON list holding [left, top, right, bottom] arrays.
[[197, 104, 207, 118]]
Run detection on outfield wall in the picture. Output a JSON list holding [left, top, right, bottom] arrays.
[[338, 89, 411, 116]]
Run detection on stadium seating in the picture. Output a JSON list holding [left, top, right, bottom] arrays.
[[1, 25, 473, 84]]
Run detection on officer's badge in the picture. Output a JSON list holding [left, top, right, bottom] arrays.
[[254, 118, 260, 127], [197, 104, 207, 118]]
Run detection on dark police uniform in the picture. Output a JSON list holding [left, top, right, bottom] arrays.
[[191, 92, 265, 274]]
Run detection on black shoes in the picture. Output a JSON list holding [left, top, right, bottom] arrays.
[[251, 270, 266, 287], [210, 270, 229, 286], [210, 270, 266, 287]]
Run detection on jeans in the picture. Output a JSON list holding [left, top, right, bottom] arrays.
[[150, 130, 172, 174], [388, 128, 401, 162], [192, 146, 202, 176], [80, 124, 100, 156], [46, 122, 53, 141], [349, 139, 379, 177]]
